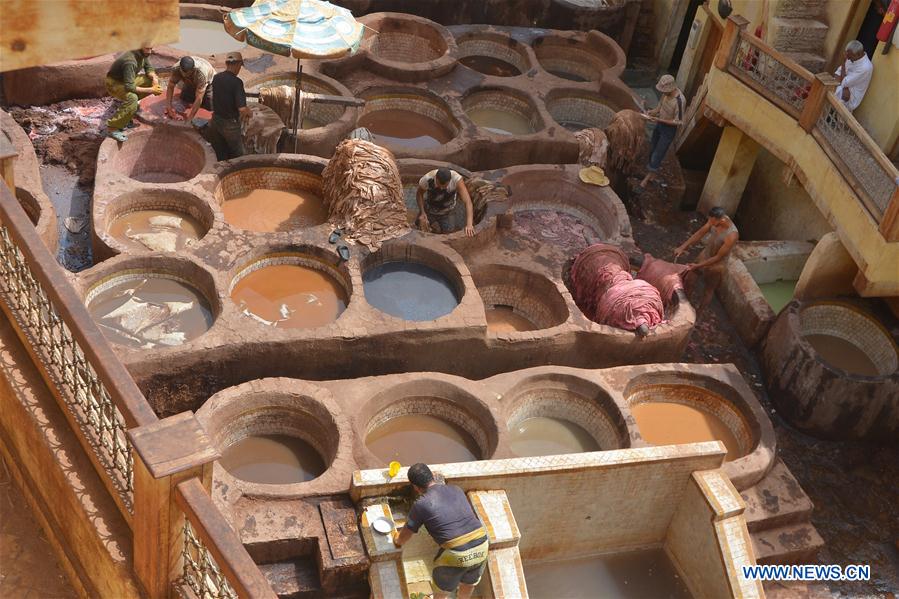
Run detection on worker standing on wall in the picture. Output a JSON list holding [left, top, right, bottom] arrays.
[[105, 45, 162, 142], [394, 463, 489, 599], [674, 206, 739, 312], [638, 74, 685, 190], [164, 55, 216, 122], [207, 52, 250, 161], [416, 167, 476, 236]]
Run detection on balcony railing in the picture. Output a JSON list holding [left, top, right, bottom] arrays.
[[0, 183, 274, 597], [714, 15, 899, 240]]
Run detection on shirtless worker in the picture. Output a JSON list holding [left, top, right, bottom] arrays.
[[674, 206, 739, 311], [394, 463, 489, 599], [416, 167, 476, 236]]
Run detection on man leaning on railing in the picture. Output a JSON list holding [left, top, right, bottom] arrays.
[[834, 40, 873, 112]]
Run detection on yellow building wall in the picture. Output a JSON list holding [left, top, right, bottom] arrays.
[[855, 41, 899, 155]]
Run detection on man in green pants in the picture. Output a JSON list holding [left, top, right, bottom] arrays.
[[105, 45, 162, 141]]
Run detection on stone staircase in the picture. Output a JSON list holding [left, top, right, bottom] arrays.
[[770, 0, 830, 73]]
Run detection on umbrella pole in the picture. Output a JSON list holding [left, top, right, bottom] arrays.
[[292, 58, 302, 154]]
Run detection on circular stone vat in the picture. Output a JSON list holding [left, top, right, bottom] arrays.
[[357, 91, 459, 151], [103, 190, 214, 253], [230, 253, 350, 329], [171, 19, 246, 55], [197, 383, 343, 490], [112, 129, 207, 183], [456, 32, 530, 77], [472, 265, 568, 333], [363, 383, 495, 465], [546, 90, 618, 131], [799, 303, 897, 377], [245, 73, 348, 130], [363, 260, 461, 321], [86, 270, 214, 349], [533, 36, 613, 82], [462, 88, 543, 136], [505, 375, 628, 457], [627, 383, 751, 462], [366, 17, 449, 64], [215, 167, 326, 233]]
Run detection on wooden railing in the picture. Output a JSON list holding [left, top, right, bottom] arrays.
[[714, 15, 899, 240], [0, 184, 275, 598]]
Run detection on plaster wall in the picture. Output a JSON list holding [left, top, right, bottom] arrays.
[[823, 0, 869, 69], [736, 149, 833, 242], [855, 41, 899, 156]]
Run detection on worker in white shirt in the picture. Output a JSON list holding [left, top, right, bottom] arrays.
[[834, 40, 873, 112]]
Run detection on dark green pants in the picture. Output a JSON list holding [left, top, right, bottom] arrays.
[[207, 115, 244, 161]]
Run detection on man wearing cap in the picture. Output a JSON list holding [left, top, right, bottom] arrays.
[[207, 52, 250, 160], [165, 55, 216, 122], [416, 167, 476, 236], [105, 45, 162, 141], [639, 74, 685, 189], [394, 463, 488, 599]]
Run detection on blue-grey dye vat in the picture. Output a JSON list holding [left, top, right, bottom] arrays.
[[363, 261, 460, 321]]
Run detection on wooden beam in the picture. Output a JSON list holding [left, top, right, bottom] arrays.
[[0, 0, 180, 73], [714, 15, 749, 72], [799, 74, 837, 133], [879, 186, 899, 243]]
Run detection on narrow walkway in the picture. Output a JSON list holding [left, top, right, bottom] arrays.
[[0, 454, 76, 599]]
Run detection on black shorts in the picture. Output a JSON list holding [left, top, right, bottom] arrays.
[[432, 560, 487, 592]]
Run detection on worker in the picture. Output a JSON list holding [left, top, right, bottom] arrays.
[[207, 52, 250, 161], [164, 55, 216, 122], [394, 463, 489, 599], [639, 74, 685, 189], [674, 206, 739, 311], [834, 40, 873, 112], [105, 45, 161, 141], [416, 167, 476, 237]]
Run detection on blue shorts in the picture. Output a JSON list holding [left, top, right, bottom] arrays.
[[432, 559, 487, 592]]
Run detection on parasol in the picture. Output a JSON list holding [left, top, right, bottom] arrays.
[[224, 0, 365, 149]]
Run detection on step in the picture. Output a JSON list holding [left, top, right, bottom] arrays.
[[741, 459, 815, 533], [774, 0, 827, 20], [751, 523, 825, 565], [781, 52, 827, 74], [772, 18, 829, 55], [261, 559, 369, 599]]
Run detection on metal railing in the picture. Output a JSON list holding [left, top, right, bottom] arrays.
[[727, 32, 813, 118], [175, 478, 276, 599], [0, 183, 157, 520]]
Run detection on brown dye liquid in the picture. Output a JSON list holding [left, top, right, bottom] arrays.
[[231, 264, 347, 329], [219, 434, 325, 485], [366, 415, 479, 465], [465, 107, 534, 136], [88, 276, 213, 349], [631, 402, 740, 462], [485, 306, 537, 333], [524, 549, 692, 599], [459, 55, 522, 77], [804, 334, 880, 377], [108, 209, 203, 252], [358, 109, 454, 150], [222, 188, 327, 233], [509, 417, 600, 457]]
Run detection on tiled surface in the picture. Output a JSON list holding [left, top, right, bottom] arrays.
[[112, 129, 208, 182], [799, 303, 898, 374], [462, 90, 543, 131], [371, 32, 444, 62], [216, 167, 322, 204], [546, 94, 617, 129], [458, 37, 530, 73], [361, 93, 460, 135]]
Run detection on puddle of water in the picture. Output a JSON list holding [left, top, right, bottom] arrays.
[[803, 333, 880, 377], [88, 276, 213, 349], [358, 109, 454, 150], [466, 107, 535, 135], [172, 19, 247, 55], [108, 209, 203, 252], [523, 549, 692, 599], [485, 306, 537, 333], [459, 55, 522, 77], [40, 164, 93, 272], [366, 414, 480, 464], [363, 262, 459, 321], [757, 279, 797, 314], [631, 401, 741, 462], [509, 417, 599, 457], [231, 263, 347, 329], [219, 434, 325, 484], [223, 188, 327, 233]]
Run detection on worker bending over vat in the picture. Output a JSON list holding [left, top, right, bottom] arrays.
[[674, 206, 739, 312], [394, 463, 489, 599], [416, 167, 476, 237], [164, 55, 215, 122]]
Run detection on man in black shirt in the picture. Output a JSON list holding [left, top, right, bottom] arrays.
[[395, 463, 488, 599], [207, 52, 250, 160]]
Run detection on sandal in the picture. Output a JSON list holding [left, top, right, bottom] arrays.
[[108, 130, 127, 142], [328, 229, 343, 244], [337, 245, 350, 261]]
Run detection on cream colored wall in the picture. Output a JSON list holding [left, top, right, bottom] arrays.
[[736, 149, 834, 242], [824, 0, 870, 69], [855, 41, 899, 154]]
